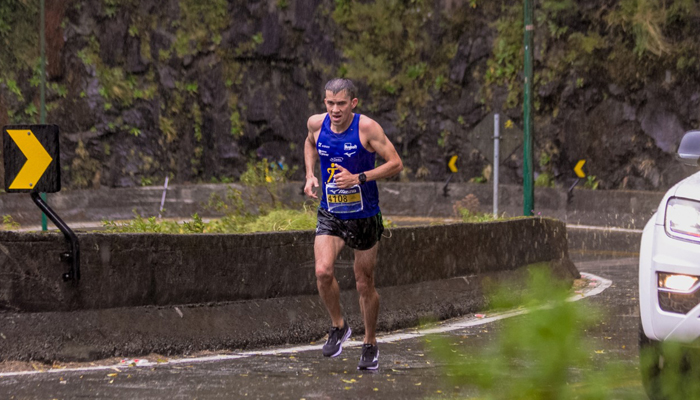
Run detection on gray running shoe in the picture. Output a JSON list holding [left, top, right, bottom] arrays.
[[322, 323, 351, 357], [357, 343, 379, 370]]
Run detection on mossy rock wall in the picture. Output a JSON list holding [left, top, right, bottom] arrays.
[[1, 0, 699, 191]]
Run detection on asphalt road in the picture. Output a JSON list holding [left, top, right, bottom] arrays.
[[0, 255, 646, 399]]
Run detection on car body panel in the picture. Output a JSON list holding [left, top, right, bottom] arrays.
[[640, 171, 700, 344]]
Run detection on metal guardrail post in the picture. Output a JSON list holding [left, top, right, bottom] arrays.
[[30, 192, 80, 284], [494, 114, 500, 216]]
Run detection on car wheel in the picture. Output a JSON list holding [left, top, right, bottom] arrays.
[[639, 320, 666, 400]]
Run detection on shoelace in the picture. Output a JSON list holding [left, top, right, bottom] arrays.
[[328, 327, 342, 343]]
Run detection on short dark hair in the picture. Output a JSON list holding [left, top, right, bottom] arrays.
[[324, 78, 357, 100]]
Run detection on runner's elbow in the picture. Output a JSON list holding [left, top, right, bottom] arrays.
[[394, 159, 404, 175]]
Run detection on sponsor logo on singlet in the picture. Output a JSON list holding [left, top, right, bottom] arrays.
[[328, 187, 357, 195]]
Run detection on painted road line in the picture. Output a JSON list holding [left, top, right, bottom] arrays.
[[0, 272, 611, 378]]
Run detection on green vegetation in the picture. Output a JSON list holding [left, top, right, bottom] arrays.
[[1, 215, 20, 231], [70, 140, 102, 189], [535, 151, 555, 188], [453, 194, 500, 222], [104, 159, 315, 234], [534, 172, 555, 188], [0, 0, 38, 81], [173, 0, 228, 58], [102, 207, 318, 234], [583, 175, 600, 190], [641, 339, 700, 399], [430, 266, 639, 399], [484, 0, 700, 110], [237, 158, 298, 207], [483, 3, 524, 109], [332, 0, 456, 117], [2, 0, 698, 189], [457, 208, 498, 223]]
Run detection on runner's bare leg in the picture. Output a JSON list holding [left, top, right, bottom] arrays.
[[354, 243, 379, 345], [315, 235, 346, 328]]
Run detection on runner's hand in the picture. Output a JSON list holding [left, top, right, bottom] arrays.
[[334, 165, 358, 189], [304, 176, 319, 199]]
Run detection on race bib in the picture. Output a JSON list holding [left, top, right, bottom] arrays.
[[325, 183, 364, 214]]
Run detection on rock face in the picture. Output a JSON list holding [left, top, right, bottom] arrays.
[[1, 0, 698, 191]]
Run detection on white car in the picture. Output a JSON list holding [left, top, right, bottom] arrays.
[[639, 130, 700, 399]]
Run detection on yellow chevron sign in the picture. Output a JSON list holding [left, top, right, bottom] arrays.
[[574, 159, 586, 178], [448, 155, 458, 173], [7, 129, 53, 189], [3, 125, 60, 193]]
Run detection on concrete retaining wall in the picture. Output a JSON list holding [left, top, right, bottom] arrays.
[[0, 218, 572, 312], [567, 226, 643, 257], [0, 218, 577, 362]]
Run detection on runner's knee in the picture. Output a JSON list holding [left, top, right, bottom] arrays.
[[355, 275, 375, 295], [315, 264, 334, 284]]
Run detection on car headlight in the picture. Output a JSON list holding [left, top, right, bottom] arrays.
[[658, 272, 700, 293], [665, 197, 700, 241]]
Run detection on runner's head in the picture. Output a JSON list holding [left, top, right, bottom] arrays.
[[324, 78, 358, 131]]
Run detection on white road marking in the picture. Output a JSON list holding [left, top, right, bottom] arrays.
[[0, 272, 611, 378]]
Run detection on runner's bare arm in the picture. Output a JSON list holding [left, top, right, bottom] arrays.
[[303, 114, 325, 198], [354, 117, 403, 183]]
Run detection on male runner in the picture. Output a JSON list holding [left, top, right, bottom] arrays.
[[303, 78, 403, 370]]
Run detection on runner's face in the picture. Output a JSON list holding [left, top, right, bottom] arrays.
[[324, 90, 357, 130]]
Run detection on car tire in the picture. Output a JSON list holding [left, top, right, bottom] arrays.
[[639, 320, 666, 400]]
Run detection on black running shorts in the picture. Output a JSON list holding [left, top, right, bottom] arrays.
[[316, 208, 384, 250]]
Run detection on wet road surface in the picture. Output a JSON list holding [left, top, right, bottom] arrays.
[[0, 255, 646, 399]]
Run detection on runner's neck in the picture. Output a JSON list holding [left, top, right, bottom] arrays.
[[329, 113, 354, 134]]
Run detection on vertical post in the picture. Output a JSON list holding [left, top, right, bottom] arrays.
[[493, 114, 500, 217], [40, 0, 48, 231], [522, 0, 535, 216], [158, 176, 170, 219]]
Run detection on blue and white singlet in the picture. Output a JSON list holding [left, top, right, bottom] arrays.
[[317, 113, 380, 220]]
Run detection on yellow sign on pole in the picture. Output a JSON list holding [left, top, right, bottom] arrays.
[[574, 159, 586, 178], [3, 124, 60, 193], [448, 155, 458, 173]]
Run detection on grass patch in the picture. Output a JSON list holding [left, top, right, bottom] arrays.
[[1, 215, 19, 231], [102, 206, 318, 234]]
